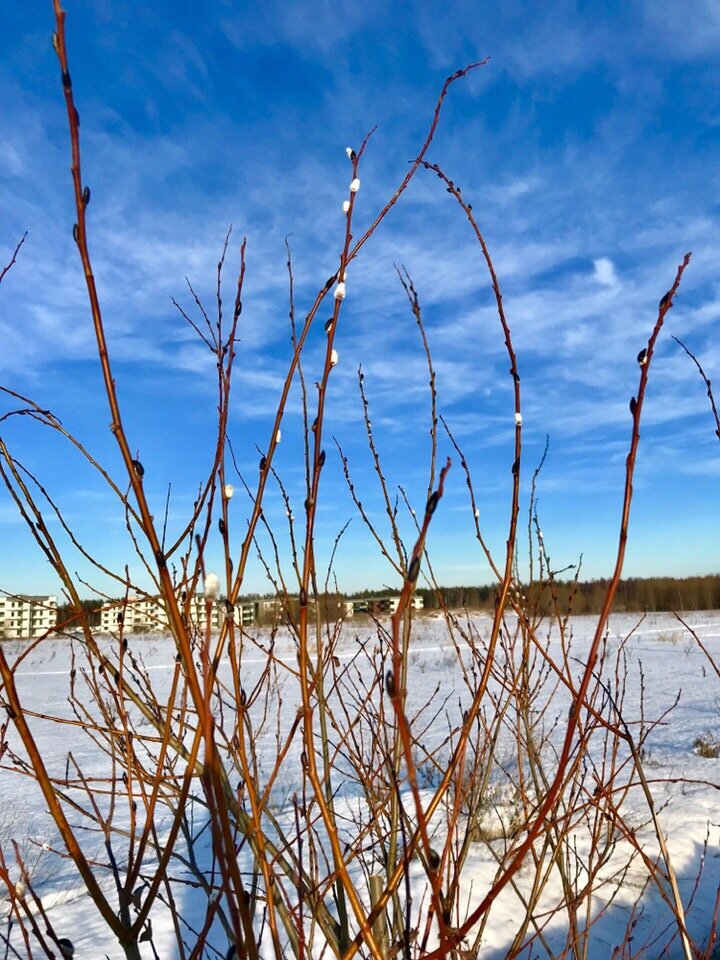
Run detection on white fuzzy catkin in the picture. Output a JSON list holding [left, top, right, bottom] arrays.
[[330, 349, 339, 366], [276, 429, 282, 443], [349, 178, 361, 193], [334, 282, 346, 300], [515, 412, 523, 426], [224, 483, 234, 500], [342, 199, 350, 213], [204, 572, 220, 600], [345, 146, 353, 158]]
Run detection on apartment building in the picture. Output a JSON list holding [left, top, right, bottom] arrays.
[[99, 596, 170, 634], [348, 595, 424, 616], [0, 595, 58, 639], [98, 594, 257, 634]]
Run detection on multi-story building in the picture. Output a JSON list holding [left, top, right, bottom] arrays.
[[99, 596, 170, 634], [234, 600, 258, 627], [349, 595, 424, 616], [0, 595, 58, 639], [98, 594, 258, 634]]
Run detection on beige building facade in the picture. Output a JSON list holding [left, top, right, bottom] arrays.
[[98, 594, 257, 634], [0, 595, 58, 639]]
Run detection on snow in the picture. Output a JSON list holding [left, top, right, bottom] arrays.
[[1, 611, 719, 959]]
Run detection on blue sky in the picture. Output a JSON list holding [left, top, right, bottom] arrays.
[[1, 1, 719, 600]]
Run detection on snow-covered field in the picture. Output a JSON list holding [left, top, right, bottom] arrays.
[[1, 611, 719, 959]]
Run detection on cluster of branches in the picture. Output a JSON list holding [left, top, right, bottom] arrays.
[[0, 4, 718, 960]]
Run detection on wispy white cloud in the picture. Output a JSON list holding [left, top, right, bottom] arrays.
[[220, 0, 386, 56], [641, 0, 720, 60], [592, 257, 619, 288]]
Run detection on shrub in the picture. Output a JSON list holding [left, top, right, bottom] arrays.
[[0, 5, 710, 960]]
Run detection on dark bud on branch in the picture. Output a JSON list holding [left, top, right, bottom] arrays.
[[304, 497, 314, 512], [61, 69, 71, 89], [218, 518, 226, 536], [72, 223, 79, 244], [82, 186, 90, 207], [311, 418, 318, 433], [629, 396, 637, 416], [318, 449, 326, 467], [659, 291, 671, 311], [324, 317, 333, 333], [300, 750, 308, 769], [428, 848, 441, 870], [463, 709, 469, 724], [385, 669, 396, 697], [299, 587, 307, 607], [58, 939, 75, 959], [259, 455, 267, 471], [637, 347, 647, 365], [511, 458, 520, 477], [408, 555, 421, 583], [425, 491, 439, 517], [239, 688, 247, 707], [131, 459, 144, 478]]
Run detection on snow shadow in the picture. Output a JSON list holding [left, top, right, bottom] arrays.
[[475, 835, 719, 960]]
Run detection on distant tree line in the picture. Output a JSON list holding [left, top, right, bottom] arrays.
[[415, 574, 720, 614], [57, 598, 102, 627]]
